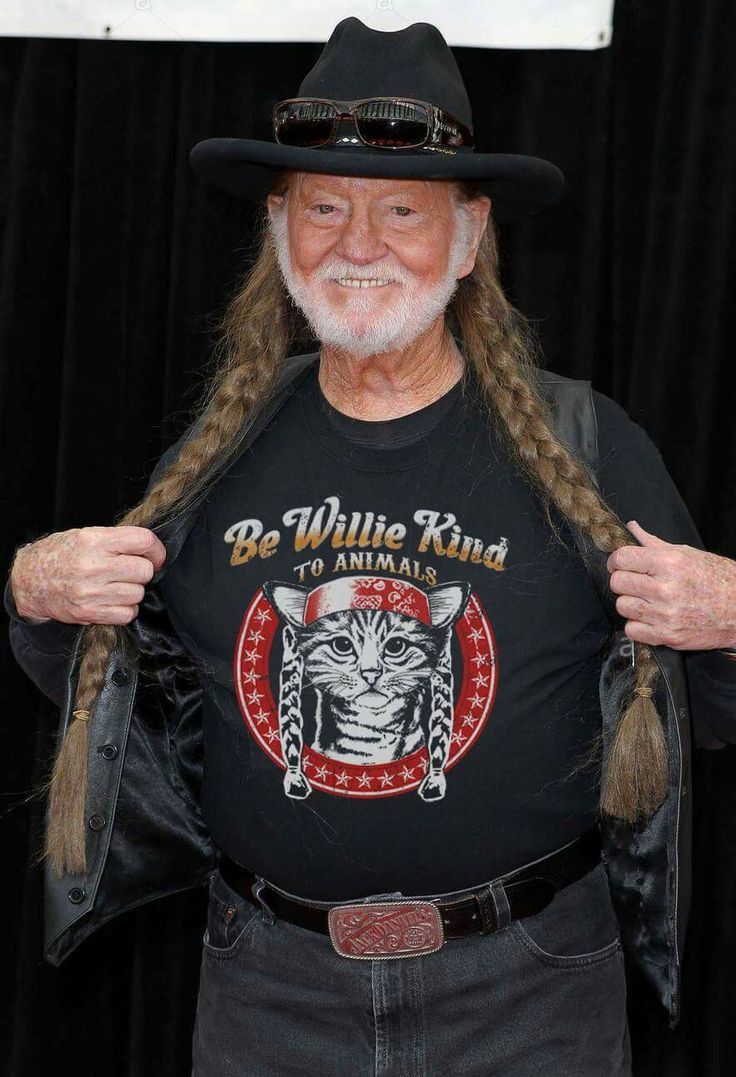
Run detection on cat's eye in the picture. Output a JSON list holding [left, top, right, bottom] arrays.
[[384, 637, 408, 657], [331, 636, 354, 656]]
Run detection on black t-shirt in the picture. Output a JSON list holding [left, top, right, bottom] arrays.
[[159, 359, 705, 900]]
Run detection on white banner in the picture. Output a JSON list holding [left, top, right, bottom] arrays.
[[1, 1, 614, 49]]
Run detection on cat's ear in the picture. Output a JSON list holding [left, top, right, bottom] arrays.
[[261, 580, 310, 627], [427, 581, 472, 627]]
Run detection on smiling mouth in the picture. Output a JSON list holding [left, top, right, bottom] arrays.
[[331, 278, 394, 289]]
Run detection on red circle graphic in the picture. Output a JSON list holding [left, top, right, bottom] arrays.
[[233, 581, 498, 798]]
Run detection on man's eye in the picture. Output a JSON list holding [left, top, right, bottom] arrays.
[[315, 204, 335, 214], [392, 206, 414, 217]]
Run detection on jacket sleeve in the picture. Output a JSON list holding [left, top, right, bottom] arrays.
[[592, 389, 736, 749], [4, 424, 195, 709], [4, 575, 81, 709]]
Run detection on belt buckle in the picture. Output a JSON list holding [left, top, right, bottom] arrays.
[[327, 899, 445, 960]]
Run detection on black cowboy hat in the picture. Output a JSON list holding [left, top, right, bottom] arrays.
[[189, 17, 564, 224]]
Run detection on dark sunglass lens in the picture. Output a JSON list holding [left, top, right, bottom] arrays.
[[355, 100, 429, 147], [275, 102, 336, 146]]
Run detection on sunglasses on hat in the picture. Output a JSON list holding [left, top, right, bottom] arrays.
[[272, 97, 475, 153]]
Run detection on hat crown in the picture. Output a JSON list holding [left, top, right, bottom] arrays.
[[189, 16, 565, 223], [297, 17, 474, 135]]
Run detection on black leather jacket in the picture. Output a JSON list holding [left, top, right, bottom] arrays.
[[6, 350, 736, 1028]]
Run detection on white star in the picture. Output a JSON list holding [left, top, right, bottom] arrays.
[[253, 709, 271, 726], [249, 629, 265, 645], [379, 770, 395, 788], [314, 763, 329, 780], [468, 692, 485, 710], [399, 765, 416, 780], [243, 647, 260, 665], [451, 731, 467, 746], [473, 673, 490, 688], [357, 772, 373, 788], [254, 608, 272, 624], [264, 727, 280, 743], [246, 688, 265, 706], [462, 714, 478, 728], [335, 770, 350, 787]]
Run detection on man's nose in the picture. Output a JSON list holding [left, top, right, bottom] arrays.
[[334, 208, 388, 264]]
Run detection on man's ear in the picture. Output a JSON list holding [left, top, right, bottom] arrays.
[[457, 196, 491, 280], [266, 194, 285, 220], [470, 195, 492, 249]]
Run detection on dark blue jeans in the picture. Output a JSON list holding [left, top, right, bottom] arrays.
[[191, 856, 631, 1075]]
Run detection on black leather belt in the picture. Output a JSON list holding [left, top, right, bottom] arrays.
[[216, 828, 601, 958]]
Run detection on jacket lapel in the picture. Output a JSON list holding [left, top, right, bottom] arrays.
[[536, 368, 689, 1027]]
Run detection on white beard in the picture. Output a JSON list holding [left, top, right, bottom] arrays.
[[267, 195, 475, 359]]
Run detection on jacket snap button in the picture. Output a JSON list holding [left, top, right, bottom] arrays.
[[111, 669, 129, 686], [99, 744, 119, 760], [68, 887, 86, 904], [89, 814, 106, 831]]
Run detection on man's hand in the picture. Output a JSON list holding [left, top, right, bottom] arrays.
[[9, 526, 167, 626], [606, 520, 736, 650]]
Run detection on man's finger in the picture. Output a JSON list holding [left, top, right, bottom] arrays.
[[625, 520, 672, 547], [624, 619, 664, 646], [607, 544, 663, 576], [608, 569, 662, 599], [102, 526, 167, 570]]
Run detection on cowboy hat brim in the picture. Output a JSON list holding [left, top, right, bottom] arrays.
[[189, 139, 564, 223]]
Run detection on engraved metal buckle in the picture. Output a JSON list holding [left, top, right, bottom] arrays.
[[327, 899, 445, 960]]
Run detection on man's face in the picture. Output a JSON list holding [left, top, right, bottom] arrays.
[[266, 173, 490, 358]]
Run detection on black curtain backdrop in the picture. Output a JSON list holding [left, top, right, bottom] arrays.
[[2, 2, 735, 1073]]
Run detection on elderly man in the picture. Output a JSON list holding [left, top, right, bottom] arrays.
[[7, 16, 736, 1077]]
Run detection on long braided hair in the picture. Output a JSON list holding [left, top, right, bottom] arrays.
[[34, 170, 667, 879]]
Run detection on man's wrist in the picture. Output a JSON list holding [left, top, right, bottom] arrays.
[[7, 542, 53, 624], [5, 574, 51, 625]]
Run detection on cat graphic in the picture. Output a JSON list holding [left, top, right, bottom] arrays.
[[260, 576, 471, 802]]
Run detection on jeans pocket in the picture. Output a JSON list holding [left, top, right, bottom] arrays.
[[202, 868, 265, 959], [510, 863, 622, 969]]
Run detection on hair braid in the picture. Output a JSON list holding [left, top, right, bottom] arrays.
[[34, 177, 310, 878], [34, 171, 666, 881], [451, 183, 667, 824]]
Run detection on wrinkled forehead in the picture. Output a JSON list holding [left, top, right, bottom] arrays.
[[286, 170, 457, 206]]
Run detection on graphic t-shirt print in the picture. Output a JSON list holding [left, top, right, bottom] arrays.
[[226, 495, 508, 802]]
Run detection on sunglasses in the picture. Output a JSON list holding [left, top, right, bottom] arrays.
[[272, 96, 475, 153]]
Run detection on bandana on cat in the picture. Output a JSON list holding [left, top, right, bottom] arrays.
[[303, 576, 431, 625]]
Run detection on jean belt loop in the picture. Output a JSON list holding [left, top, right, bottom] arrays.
[[474, 886, 497, 933], [251, 877, 276, 924], [488, 880, 512, 930]]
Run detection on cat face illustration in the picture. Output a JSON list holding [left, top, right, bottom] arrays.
[[260, 576, 471, 793], [288, 607, 436, 706], [261, 579, 469, 707]]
